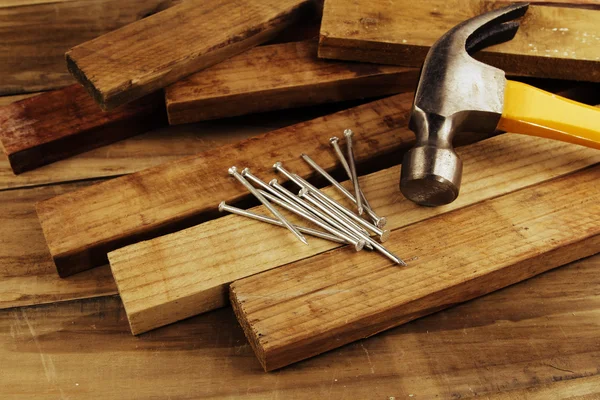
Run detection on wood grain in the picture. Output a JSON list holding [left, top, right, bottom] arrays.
[[0, 0, 180, 95], [36, 93, 426, 277], [108, 134, 600, 335], [66, 0, 314, 110], [231, 165, 600, 371], [0, 98, 343, 191], [0, 85, 166, 174], [165, 40, 418, 124], [318, 1, 600, 82], [0, 180, 117, 310], [2, 255, 599, 398]]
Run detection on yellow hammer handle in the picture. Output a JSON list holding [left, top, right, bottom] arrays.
[[498, 80, 600, 150]]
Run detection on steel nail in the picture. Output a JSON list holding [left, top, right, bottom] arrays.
[[258, 190, 365, 252], [343, 129, 364, 215], [300, 188, 404, 265], [228, 166, 308, 245], [292, 173, 390, 242], [329, 137, 387, 228], [218, 201, 345, 244]]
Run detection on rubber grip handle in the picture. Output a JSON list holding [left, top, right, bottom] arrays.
[[498, 80, 600, 150]]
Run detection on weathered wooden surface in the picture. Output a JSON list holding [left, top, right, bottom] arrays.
[[2, 255, 599, 398], [0, 0, 180, 95], [0, 180, 117, 310], [108, 134, 600, 335], [318, 0, 600, 82], [165, 40, 417, 124], [67, 0, 314, 110], [231, 165, 600, 370], [36, 93, 421, 277], [0, 85, 166, 174]]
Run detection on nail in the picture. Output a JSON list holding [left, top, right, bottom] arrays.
[[329, 138, 387, 228], [258, 190, 365, 252], [343, 129, 364, 215], [300, 188, 404, 265], [218, 201, 345, 244], [292, 173, 390, 242], [229, 166, 308, 245]]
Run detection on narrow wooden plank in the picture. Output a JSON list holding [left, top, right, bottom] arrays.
[[2, 256, 600, 398], [165, 41, 417, 124], [36, 92, 425, 277], [230, 165, 600, 371], [108, 134, 600, 335], [0, 85, 166, 174], [0, 0, 180, 95], [66, 0, 315, 110], [318, 1, 600, 82], [0, 180, 117, 310]]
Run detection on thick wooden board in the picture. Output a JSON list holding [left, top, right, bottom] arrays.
[[36, 93, 425, 277], [0, 181, 117, 310], [318, 1, 600, 82], [231, 165, 600, 371], [108, 134, 600, 335], [0, 0, 180, 95], [0, 85, 166, 174], [2, 255, 600, 398], [66, 0, 314, 110], [165, 41, 418, 124]]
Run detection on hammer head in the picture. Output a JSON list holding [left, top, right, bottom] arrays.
[[400, 3, 529, 206]]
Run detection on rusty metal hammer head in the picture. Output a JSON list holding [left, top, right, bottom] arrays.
[[400, 3, 529, 206]]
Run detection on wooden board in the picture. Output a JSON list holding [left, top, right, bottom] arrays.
[[165, 40, 418, 124], [66, 0, 314, 110], [0, 180, 117, 310], [230, 165, 600, 371], [108, 134, 600, 335], [2, 255, 600, 398], [0, 0, 180, 95], [0, 85, 166, 174], [318, 1, 600, 82], [36, 92, 425, 277], [0, 97, 343, 191]]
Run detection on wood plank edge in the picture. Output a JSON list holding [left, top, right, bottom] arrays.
[[65, 54, 108, 111], [230, 282, 268, 371]]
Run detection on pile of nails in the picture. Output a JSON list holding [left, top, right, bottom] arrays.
[[219, 129, 406, 266]]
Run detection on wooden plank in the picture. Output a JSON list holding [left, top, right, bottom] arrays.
[[230, 165, 600, 371], [165, 41, 418, 125], [108, 134, 600, 335], [2, 256, 600, 398], [0, 0, 180, 95], [0, 180, 117, 310], [0, 85, 166, 174], [0, 98, 341, 191], [36, 92, 424, 277], [66, 0, 314, 110], [318, 1, 600, 82]]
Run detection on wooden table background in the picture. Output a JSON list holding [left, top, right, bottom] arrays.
[[1, 1, 599, 399]]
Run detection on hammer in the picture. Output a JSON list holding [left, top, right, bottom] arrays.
[[400, 2, 600, 207]]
